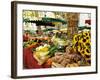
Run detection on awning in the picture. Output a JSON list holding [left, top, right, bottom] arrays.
[[24, 20, 55, 26], [42, 17, 67, 24], [23, 17, 67, 26]]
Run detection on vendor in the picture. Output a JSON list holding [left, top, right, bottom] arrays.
[[35, 30, 43, 36], [23, 32, 30, 42]]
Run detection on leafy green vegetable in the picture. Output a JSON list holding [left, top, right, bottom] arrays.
[[48, 45, 58, 57]]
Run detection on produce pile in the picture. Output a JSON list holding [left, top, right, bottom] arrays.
[[51, 47, 82, 67], [51, 31, 91, 67], [23, 31, 91, 68]]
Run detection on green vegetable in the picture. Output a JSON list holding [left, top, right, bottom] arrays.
[[48, 45, 58, 57]]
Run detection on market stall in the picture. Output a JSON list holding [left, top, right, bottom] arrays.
[[23, 11, 91, 69]]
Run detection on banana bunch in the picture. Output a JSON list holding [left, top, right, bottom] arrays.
[[36, 44, 50, 52], [35, 44, 50, 58], [72, 31, 91, 64], [34, 44, 50, 65]]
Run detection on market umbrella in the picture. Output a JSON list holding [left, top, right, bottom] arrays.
[[23, 19, 55, 26], [23, 17, 67, 26], [42, 17, 67, 24]]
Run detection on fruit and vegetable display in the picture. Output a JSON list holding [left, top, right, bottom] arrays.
[[23, 30, 91, 68]]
